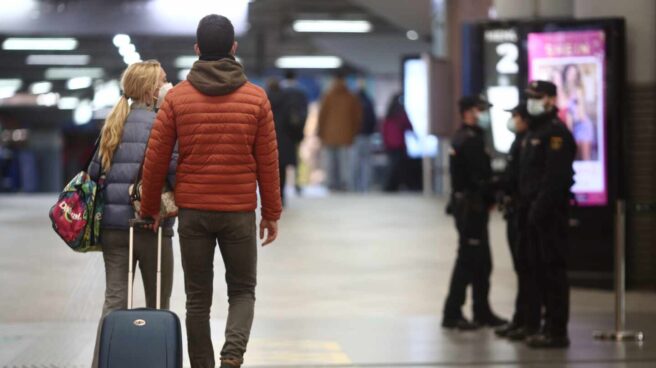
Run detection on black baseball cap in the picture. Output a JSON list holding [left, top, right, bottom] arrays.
[[526, 80, 557, 98], [505, 102, 529, 119], [458, 94, 492, 113]]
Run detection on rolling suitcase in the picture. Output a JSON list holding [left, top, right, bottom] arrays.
[[98, 219, 183, 368]]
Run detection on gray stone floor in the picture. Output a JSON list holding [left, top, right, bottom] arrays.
[[0, 194, 654, 367]]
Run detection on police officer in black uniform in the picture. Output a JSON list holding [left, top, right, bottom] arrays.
[[495, 103, 532, 339], [519, 81, 576, 348], [442, 95, 507, 330]]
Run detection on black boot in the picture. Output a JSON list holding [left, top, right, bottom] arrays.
[[442, 317, 480, 331], [495, 322, 522, 338], [526, 333, 570, 348], [475, 313, 508, 328]]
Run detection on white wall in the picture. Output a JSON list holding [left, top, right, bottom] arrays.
[[575, 0, 656, 84]]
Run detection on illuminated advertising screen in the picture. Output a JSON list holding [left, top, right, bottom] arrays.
[[483, 28, 520, 153], [528, 30, 607, 206]]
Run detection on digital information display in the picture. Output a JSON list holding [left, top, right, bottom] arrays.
[[403, 57, 438, 159], [484, 28, 520, 154], [528, 30, 607, 206]]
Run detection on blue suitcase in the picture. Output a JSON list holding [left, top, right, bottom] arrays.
[[98, 219, 183, 368]]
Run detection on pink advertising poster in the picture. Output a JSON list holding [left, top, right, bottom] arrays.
[[528, 30, 607, 206]]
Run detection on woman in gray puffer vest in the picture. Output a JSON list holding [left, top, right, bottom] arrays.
[[88, 60, 176, 368]]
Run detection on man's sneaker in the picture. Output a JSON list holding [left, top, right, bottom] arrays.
[[495, 322, 522, 338], [526, 334, 570, 348], [442, 317, 480, 331], [475, 314, 509, 328]]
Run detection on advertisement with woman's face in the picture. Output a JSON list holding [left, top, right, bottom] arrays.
[[528, 30, 607, 206]]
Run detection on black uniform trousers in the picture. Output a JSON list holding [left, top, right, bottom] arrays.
[[443, 193, 493, 320], [523, 202, 570, 337], [506, 208, 530, 327]]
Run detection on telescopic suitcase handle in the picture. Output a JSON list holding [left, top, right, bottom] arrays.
[[127, 218, 163, 310]]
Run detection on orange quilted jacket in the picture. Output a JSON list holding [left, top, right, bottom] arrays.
[[140, 58, 282, 221]]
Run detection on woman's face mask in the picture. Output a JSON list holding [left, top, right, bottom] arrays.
[[155, 82, 173, 109]]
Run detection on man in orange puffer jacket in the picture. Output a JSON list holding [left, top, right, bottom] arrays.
[[139, 14, 282, 368]]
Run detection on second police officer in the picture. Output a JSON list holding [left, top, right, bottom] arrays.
[[519, 81, 577, 348], [495, 102, 531, 340]]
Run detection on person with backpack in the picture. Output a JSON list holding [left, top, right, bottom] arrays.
[[87, 60, 177, 368], [352, 78, 378, 192], [382, 93, 413, 192], [268, 71, 308, 204], [138, 15, 282, 368]]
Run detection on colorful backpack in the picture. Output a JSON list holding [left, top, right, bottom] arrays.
[[49, 137, 104, 252]]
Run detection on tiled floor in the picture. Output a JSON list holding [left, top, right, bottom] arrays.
[[0, 194, 654, 367]]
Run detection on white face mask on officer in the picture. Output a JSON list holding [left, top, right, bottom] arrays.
[[507, 117, 517, 133], [477, 111, 491, 129], [527, 98, 546, 116], [155, 82, 173, 109]]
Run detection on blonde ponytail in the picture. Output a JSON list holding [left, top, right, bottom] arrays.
[[97, 60, 162, 172], [98, 95, 130, 171]]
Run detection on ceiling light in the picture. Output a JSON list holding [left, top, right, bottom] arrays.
[[3, 37, 78, 51], [0, 79, 22, 98], [123, 52, 141, 65], [293, 20, 372, 33], [57, 96, 80, 110], [118, 43, 136, 57], [36, 93, 59, 107], [74, 100, 94, 125], [406, 30, 419, 41], [67, 77, 93, 90], [113, 34, 131, 48], [0, 88, 17, 99], [45, 67, 104, 80], [275, 56, 343, 69], [26, 54, 90, 66], [30, 81, 53, 94], [151, 0, 249, 36], [175, 56, 198, 69], [178, 69, 190, 81], [0, 79, 22, 89]]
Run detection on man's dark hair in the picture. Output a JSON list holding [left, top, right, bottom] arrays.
[[196, 14, 235, 58], [284, 70, 297, 80]]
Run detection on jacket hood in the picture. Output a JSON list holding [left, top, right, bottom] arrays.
[[187, 58, 247, 96]]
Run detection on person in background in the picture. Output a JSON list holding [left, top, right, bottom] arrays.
[[87, 60, 176, 368], [351, 78, 378, 192], [381, 93, 413, 192], [138, 15, 282, 368], [278, 71, 308, 202], [442, 95, 507, 331], [318, 71, 362, 191], [520, 81, 576, 349], [495, 102, 531, 340]]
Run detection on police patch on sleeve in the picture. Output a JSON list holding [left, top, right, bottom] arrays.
[[550, 136, 563, 150]]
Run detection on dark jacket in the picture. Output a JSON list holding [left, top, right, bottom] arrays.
[[449, 124, 493, 199], [519, 109, 576, 219], [269, 83, 308, 167], [504, 131, 526, 197], [89, 105, 177, 232], [358, 90, 377, 136]]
